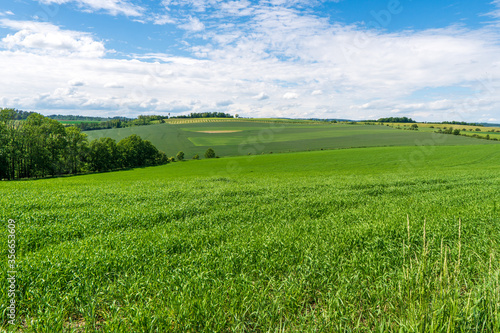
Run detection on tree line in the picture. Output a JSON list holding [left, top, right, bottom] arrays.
[[171, 112, 235, 119], [48, 114, 130, 122], [1, 109, 238, 133], [70, 112, 236, 131], [0, 108, 37, 120], [0, 109, 169, 180], [62, 115, 167, 131], [433, 120, 483, 127], [434, 126, 498, 141], [377, 117, 416, 123]]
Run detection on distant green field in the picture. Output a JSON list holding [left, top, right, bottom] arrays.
[[86, 120, 498, 157], [383, 122, 500, 140], [1, 145, 500, 331]]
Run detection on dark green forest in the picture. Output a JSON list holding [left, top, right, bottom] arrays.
[[376, 117, 416, 123], [0, 109, 169, 180], [171, 112, 235, 119]]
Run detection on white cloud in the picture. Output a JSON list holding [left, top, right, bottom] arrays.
[[486, 0, 500, 19], [283, 92, 299, 99], [215, 100, 233, 107], [178, 16, 205, 32], [37, 0, 144, 16], [253, 92, 269, 100], [161, 0, 216, 12], [2, 3, 500, 122], [152, 13, 175, 25], [104, 82, 124, 88], [0, 19, 106, 57], [219, 1, 254, 17], [68, 79, 86, 86]]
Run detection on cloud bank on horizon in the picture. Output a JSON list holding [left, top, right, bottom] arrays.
[[1, 0, 500, 122]]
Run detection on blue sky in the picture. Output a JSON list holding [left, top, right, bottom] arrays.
[[1, 0, 500, 121]]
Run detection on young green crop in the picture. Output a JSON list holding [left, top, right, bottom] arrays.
[[1, 145, 499, 332], [86, 120, 499, 158]]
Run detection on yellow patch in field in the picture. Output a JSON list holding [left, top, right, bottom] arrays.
[[195, 130, 242, 133]]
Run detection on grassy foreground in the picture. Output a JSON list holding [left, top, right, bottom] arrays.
[[1, 145, 500, 332]]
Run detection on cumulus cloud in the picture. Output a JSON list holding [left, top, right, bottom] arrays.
[[37, 0, 144, 17], [68, 79, 86, 86], [0, 19, 106, 57], [283, 92, 299, 99], [2, 2, 500, 122], [216, 100, 233, 107], [253, 92, 269, 100]]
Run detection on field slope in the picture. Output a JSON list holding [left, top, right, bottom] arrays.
[[1, 144, 500, 331], [86, 119, 499, 157]]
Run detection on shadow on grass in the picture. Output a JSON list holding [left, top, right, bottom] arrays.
[[0, 165, 169, 182]]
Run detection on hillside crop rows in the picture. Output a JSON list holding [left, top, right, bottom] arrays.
[[86, 121, 499, 159]]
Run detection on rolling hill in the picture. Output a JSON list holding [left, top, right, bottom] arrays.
[[85, 119, 499, 158]]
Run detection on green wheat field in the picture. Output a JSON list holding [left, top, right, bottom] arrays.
[[85, 120, 498, 158], [1, 122, 500, 331]]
